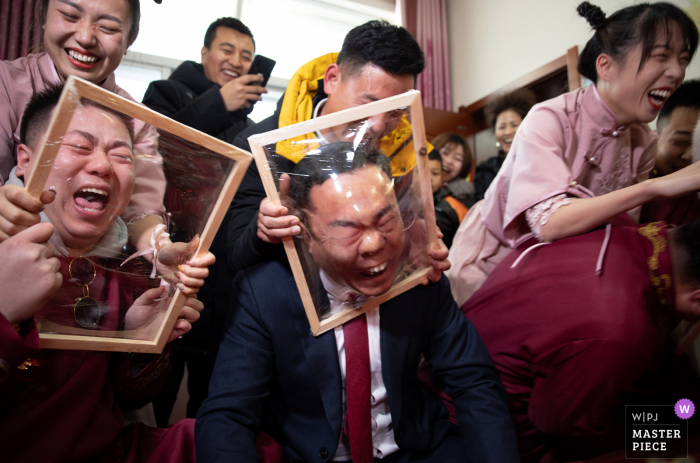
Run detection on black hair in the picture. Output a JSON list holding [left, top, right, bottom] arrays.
[[577, 2, 699, 84], [431, 132, 472, 178], [203, 17, 255, 49], [485, 89, 537, 130], [657, 79, 700, 132], [337, 20, 424, 78], [428, 149, 442, 165], [289, 142, 392, 213], [677, 220, 700, 287], [38, 0, 141, 47], [20, 85, 134, 151]]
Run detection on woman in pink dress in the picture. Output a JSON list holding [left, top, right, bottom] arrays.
[[448, 1, 700, 306]]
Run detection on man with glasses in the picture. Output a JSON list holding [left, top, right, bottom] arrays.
[[0, 86, 208, 462], [196, 143, 519, 463]]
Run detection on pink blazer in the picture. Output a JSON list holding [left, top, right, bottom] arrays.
[[0, 53, 165, 220]]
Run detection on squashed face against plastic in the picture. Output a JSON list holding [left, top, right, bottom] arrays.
[[43, 0, 131, 84], [304, 165, 405, 297], [35, 105, 134, 251]]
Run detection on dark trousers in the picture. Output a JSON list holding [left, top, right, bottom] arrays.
[[375, 428, 468, 463], [152, 349, 216, 427]]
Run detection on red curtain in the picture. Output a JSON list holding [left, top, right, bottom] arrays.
[[401, 0, 452, 111], [0, 0, 41, 61]]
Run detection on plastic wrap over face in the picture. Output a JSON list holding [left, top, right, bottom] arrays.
[[261, 106, 433, 321], [28, 97, 238, 347]]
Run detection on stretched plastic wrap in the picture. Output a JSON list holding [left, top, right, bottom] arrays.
[[23, 76, 252, 352], [248, 90, 437, 335]]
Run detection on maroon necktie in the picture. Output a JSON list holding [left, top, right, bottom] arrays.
[[343, 313, 374, 463]]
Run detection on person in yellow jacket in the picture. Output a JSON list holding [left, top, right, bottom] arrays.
[[227, 20, 449, 281]]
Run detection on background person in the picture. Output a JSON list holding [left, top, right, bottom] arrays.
[[473, 89, 536, 202], [641, 78, 700, 225], [429, 150, 468, 248], [432, 132, 475, 208], [143, 17, 266, 143]]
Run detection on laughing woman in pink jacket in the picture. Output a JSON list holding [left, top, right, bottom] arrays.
[[0, 0, 213, 292], [447, 2, 700, 306]]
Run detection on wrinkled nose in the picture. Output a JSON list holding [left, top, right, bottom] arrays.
[[74, 20, 97, 48], [358, 228, 384, 256], [85, 151, 113, 177]]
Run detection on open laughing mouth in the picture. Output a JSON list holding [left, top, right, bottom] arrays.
[[360, 261, 388, 278], [222, 70, 239, 79], [74, 187, 110, 213], [66, 49, 100, 69], [648, 88, 672, 110]]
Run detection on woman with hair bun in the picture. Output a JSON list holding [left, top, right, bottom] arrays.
[[474, 89, 537, 201], [448, 1, 700, 306]]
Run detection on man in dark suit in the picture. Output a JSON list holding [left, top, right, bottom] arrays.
[[195, 146, 519, 463]]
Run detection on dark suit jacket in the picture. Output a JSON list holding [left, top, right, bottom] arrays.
[[195, 260, 519, 463]]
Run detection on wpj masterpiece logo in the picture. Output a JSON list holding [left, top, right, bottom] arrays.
[[625, 399, 694, 459]]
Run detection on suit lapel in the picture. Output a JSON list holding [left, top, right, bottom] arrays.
[[283, 271, 344, 437]]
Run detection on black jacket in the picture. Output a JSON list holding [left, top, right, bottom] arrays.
[[473, 152, 506, 202], [142, 60, 254, 144], [226, 84, 328, 273]]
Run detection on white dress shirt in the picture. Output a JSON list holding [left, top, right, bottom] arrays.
[[320, 271, 400, 461]]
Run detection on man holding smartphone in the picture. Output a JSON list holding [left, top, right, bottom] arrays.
[[142, 17, 270, 426], [143, 17, 267, 144]]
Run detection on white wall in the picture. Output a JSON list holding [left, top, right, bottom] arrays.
[[448, 0, 700, 109]]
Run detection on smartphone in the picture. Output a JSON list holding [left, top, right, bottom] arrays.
[[247, 55, 276, 87]]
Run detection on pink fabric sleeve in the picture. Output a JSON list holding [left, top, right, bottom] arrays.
[[124, 120, 166, 220], [115, 87, 166, 221], [482, 107, 591, 247], [0, 62, 21, 184], [525, 194, 573, 242]]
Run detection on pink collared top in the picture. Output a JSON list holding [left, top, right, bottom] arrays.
[[0, 52, 165, 220], [481, 84, 657, 248]]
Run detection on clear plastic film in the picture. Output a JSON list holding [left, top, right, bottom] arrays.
[[22, 78, 248, 351], [255, 96, 436, 333]]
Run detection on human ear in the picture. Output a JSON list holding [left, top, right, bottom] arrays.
[[595, 53, 616, 82], [16, 144, 33, 178], [323, 63, 341, 96], [200, 46, 209, 64]]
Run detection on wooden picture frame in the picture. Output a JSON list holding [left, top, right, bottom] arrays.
[[248, 90, 437, 335], [25, 76, 252, 353]]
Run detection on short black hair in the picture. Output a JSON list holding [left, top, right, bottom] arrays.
[[289, 142, 392, 213], [577, 2, 699, 84], [39, 0, 141, 47], [428, 149, 442, 165], [203, 17, 255, 49], [19, 85, 134, 152], [657, 79, 700, 133], [337, 20, 424, 79]]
